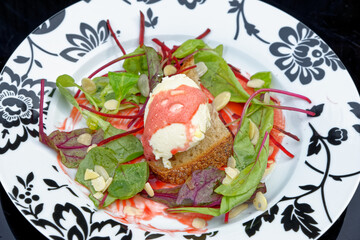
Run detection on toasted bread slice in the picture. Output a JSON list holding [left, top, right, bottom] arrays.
[[147, 105, 233, 184]]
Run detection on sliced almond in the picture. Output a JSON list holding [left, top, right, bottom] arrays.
[[225, 167, 240, 179], [104, 99, 118, 111], [192, 218, 206, 229], [81, 78, 96, 94], [93, 192, 104, 200], [227, 156, 236, 168], [247, 79, 265, 88], [124, 206, 143, 216], [163, 64, 177, 76], [102, 177, 113, 192], [84, 169, 100, 180], [229, 203, 248, 219], [87, 144, 97, 153], [253, 192, 267, 211], [195, 62, 208, 77], [222, 175, 233, 185], [263, 92, 271, 104], [213, 91, 231, 111], [94, 165, 110, 181], [138, 74, 150, 97], [77, 133, 92, 146], [91, 176, 106, 192], [249, 120, 259, 145], [144, 182, 154, 197]]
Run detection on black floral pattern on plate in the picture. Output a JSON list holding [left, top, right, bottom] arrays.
[[228, 0, 269, 44], [243, 106, 360, 239], [269, 22, 345, 84], [178, 0, 206, 9], [9, 171, 132, 239], [60, 20, 110, 62], [348, 102, 360, 134], [0, 67, 55, 154]]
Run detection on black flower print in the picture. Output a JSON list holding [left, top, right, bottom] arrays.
[[0, 81, 39, 129], [178, 0, 206, 10], [327, 127, 348, 145], [270, 22, 345, 84], [60, 20, 110, 62], [0, 67, 55, 154]]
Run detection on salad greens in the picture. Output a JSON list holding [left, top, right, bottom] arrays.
[[39, 21, 312, 222]]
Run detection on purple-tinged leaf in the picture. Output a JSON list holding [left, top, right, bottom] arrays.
[[46, 128, 104, 168], [176, 168, 225, 206], [141, 168, 225, 208]]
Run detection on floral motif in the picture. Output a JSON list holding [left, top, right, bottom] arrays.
[[228, 0, 269, 44], [269, 22, 345, 84], [178, 0, 206, 9], [243, 112, 359, 238], [0, 67, 55, 154], [9, 172, 132, 239], [60, 20, 110, 62]]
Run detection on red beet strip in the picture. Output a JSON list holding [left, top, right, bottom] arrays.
[[175, 65, 197, 75], [139, 11, 145, 47], [196, 28, 211, 39], [98, 126, 144, 146], [79, 104, 143, 119], [273, 125, 300, 141], [39, 79, 45, 138], [224, 212, 229, 223], [107, 19, 126, 55], [269, 134, 294, 158]]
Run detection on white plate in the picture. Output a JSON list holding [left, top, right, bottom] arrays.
[[1, 0, 360, 239]]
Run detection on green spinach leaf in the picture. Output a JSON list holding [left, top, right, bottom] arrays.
[[108, 162, 149, 199]]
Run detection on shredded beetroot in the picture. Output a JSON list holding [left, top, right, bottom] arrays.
[[39, 79, 45, 141], [97, 126, 144, 146], [79, 104, 143, 119], [87, 53, 145, 79], [273, 125, 300, 141], [224, 212, 229, 223], [269, 134, 294, 158], [74, 89, 81, 99], [139, 11, 145, 47], [107, 19, 126, 55], [174, 65, 197, 75], [127, 98, 149, 128], [196, 28, 211, 39]]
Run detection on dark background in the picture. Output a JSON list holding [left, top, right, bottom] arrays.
[[0, 0, 359, 239]]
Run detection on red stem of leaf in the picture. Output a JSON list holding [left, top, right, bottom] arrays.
[[273, 125, 300, 141], [263, 104, 315, 116], [139, 11, 145, 47], [237, 88, 313, 133], [99, 191, 109, 208], [269, 134, 294, 158], [107, 19, 126, 55], [87, 53, 144, 79], [79, 104, 143, 119], [39, 79, 45, 139], [98, 126, 144, 146], [196, 28, 211, 39]]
